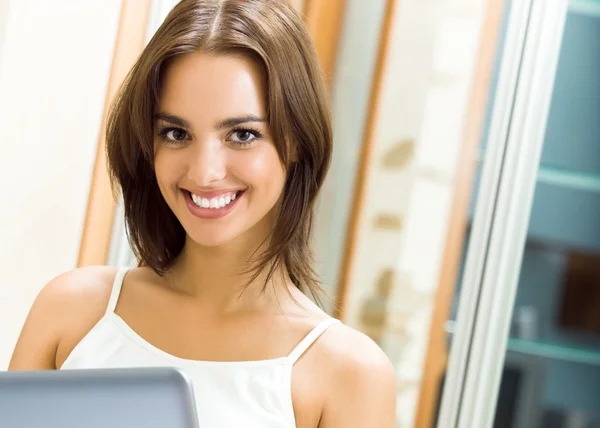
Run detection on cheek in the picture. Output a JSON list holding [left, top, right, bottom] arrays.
[[153, 149, 186, 191], [241, 147, 285, 194]]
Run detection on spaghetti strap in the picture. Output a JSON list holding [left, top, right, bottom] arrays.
[[105, 267, 129, 315], [287, 318, 341, 364]]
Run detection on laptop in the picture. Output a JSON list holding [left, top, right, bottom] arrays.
[[0, 367, 199, 428]]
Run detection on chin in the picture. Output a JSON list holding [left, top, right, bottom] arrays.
[[186, 229, 240, 248]]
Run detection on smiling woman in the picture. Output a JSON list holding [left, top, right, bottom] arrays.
[[106, 0, 332, 295], [8, 1, 396, 428]]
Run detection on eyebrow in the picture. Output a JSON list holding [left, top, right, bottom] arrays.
[[155, 112, 266, 130]]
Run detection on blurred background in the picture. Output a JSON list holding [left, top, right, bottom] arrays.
[[1, 0, 599, 427]]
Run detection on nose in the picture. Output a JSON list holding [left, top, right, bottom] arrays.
[[187, 139, 227, 186]]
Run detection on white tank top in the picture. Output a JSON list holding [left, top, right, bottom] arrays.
[[60, 268, 341, 428]]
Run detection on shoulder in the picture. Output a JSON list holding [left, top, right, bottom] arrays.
[[315, 322, 397, 426], [39, 266, 120, 366], [38, 265, 119, 316], [319, 322, 396, 386], [9, 265, 120, 370], [41, 264, 118, 295]]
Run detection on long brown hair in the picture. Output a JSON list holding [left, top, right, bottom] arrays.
[[106, 0, 332, 302]]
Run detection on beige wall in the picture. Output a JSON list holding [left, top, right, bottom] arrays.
[[0, 0, 121, 369], [0, 0, 10, 58]]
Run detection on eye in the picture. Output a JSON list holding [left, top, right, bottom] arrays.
[[167, 129, 187, 140], [157, 126, 189, 145], [229, 129, 261, 145], [165, 128, 188, 141]]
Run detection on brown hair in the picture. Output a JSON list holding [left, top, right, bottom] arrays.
[[106, 0, 332, 302]]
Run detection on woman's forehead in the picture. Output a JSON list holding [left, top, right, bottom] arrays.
[[158, 53, 268, 125]]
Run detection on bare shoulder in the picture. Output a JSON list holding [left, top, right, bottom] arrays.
[[38, 265, 118, 305], [319, 322, 396, 380], [51, 266, 120, 366], [33, 265, 119, 333], [315, 322, 397, 427], [9, 265, 119, 370]]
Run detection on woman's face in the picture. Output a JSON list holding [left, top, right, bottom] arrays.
[[154, 52, 286, 249]]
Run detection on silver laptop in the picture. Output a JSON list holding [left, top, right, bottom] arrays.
[[0, 367, 199, 428]]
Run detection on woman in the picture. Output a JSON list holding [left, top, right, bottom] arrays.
[[9, 0, 396, 426]]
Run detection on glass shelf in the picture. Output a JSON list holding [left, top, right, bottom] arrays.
[[570, 0, 600, 17], [475, 154, 600, 194], [446, 322, 600, 366], [508, 338, 600, 366], [537, 166, 600, 193]]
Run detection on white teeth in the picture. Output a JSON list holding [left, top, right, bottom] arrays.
[[191, 191, 240, 209]]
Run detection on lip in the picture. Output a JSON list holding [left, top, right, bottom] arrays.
[[183, 189, 243, 219]]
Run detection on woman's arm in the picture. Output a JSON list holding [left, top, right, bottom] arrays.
[[318, 328, 397, 427]]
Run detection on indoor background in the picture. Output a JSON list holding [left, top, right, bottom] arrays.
[[0, 1, 598, 427]]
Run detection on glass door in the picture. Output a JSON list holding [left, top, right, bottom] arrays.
[[438, 0, 575, 427], [488, 2, 600, 426]]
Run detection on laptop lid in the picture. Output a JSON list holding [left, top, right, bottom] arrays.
[[0, 367, 199, 428]]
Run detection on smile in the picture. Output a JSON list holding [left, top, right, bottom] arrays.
[[191, 191, 239, 209], [183, 189, 245, 219]]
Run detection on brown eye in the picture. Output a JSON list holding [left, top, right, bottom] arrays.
[[157, 127, 189, 147], [229, 129, 262, 146], [165, 128, 187, 141], [237, 131, 252, 141], [231, 130, 255, 143]]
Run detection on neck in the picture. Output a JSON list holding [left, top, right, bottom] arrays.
[[165, 234, 291, 313]]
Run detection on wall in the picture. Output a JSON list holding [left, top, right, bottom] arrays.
[[0, 0, 121, 369], [0, 0, 10, 58]]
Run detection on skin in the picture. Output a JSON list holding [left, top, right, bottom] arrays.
[[9, 52, 396, 427]]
